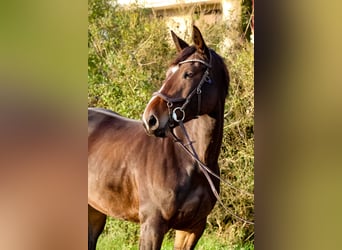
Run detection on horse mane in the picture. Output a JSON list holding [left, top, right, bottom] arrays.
[[210, 49, 230, 99]]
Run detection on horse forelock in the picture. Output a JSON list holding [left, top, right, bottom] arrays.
[[171, 46, 197, 65]]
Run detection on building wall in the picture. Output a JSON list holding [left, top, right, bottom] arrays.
[[117, 0, 241, 27], [117, 0, 242, 47]]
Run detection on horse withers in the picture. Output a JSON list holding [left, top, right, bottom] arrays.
[[88, 26, 229, 250]]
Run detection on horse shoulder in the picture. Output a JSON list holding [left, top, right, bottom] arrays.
[[88, 108, 144, 221]]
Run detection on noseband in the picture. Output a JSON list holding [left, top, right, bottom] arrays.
[[153, 52, 212, 126]]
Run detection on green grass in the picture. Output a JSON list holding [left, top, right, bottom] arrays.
[[89, 0, 254, 248], [97, 219, 254, 250]]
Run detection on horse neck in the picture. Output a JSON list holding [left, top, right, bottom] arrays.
[[174, 102, 224, 168], [173, 53, 227, 170], [178, 56, 226, 167]]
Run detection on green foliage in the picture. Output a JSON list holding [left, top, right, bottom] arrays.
[[207, 41, 254, 246], [89, 0, 254, 248], [88, 0, 173, 118], [241, 0, 254, 40]]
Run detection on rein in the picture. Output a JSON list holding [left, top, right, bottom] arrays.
[[169, 123, 254, 225]]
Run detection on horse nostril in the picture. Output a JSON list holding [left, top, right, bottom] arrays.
[[148, 115, 158, 128]]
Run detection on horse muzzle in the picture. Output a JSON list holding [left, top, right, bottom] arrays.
[[142, 115, 168, 137], [142, 97, 169, 138]]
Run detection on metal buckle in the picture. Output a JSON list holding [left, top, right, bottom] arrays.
[[172, 107, 185, 122]]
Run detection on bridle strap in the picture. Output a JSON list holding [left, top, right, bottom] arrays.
[[178, 68, 209, 115], [152, 92, 185, 104], [178, 58, 212, 68]]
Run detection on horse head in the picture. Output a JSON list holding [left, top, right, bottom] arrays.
[[143, 26, 229, 137]]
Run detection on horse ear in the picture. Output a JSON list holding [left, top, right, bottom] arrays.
[[171, 30, 189, 52], [192, 25, 209, 56]]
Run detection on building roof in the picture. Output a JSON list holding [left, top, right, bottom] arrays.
[[117, 0, 221, 10]]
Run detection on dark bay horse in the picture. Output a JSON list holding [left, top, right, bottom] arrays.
[[88, 26, 229, 250]]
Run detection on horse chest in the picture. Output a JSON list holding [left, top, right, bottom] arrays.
[[169, 184, 213, 228], [182, 185, 210, 211]]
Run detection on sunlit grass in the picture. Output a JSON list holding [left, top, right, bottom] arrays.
[[97, 218, 254, 249]]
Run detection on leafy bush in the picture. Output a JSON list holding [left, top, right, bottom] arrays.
[[88, 0, 173, 118], [208, 41, 254, 246], [89, 0, 254, 247]]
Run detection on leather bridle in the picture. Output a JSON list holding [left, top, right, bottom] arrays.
[[152, 53, 212, 126]]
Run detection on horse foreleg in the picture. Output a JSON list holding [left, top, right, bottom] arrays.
[[88, 204, 107, 250], [139, 210, 168, 250], [174, 219, 207, 250]]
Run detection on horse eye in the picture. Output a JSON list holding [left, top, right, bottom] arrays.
[[183, 72, 193, 79]]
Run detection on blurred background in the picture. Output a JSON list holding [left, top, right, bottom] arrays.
[[2, 0, 342, 249]]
